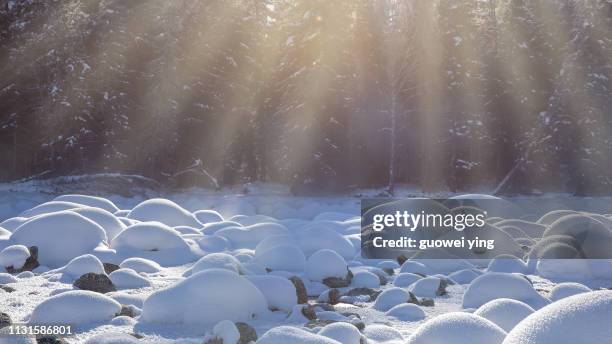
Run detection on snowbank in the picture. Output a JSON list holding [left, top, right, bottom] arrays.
[[127, 198, 200, 227], [474, 298, 535, 332], [140, 269, 267, 326], [0, 245, 30, 270], [257, 326, 341, 344], [29, 290, 121, 324], [463, 273, 550, 309], [246, 275, 298, 312], [305, 249, 348, 282], [503, 291, 612, 344], [109, 268, 151, 289], [11, 211, 107, 267], [406, 312, 506, 344]]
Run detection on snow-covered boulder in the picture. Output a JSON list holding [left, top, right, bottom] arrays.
[[385, 303, 426, 321], [399, 261, 428, 275], [258, 326, 341, 344], [494, 219, 545, 238], [548, 282, 591, 302], [0, 245, 30, 270], [474, 298, 535, 332], [255, 235, 306, 272], [503, 290, 612, 344], [187, 253, 243, 275], [0, 272, 18, 284], [296, 225, 356, 259], [543, 214, 612, 258], [409, 277, 445, 298], [463, 273, 550, 309], [448, 269, 480, 284], [85, 333, 140, 344], [70, 207, 126, 241], [127, 198, 200, 227], [29, 290, 121, 324], [537, 209, 579, 226], [363, 324, 405, 344], [202, 221, 242, 235], [393, 273, 423, 287], [246, 275, 297, 312], [111, 221, 196, 265], [109, 268, 151, 289], [54, 194, 119, 213], [406, 312, 506, 344], [318, 322, 363, 344], [0, 217, 29, 232], [204, 320, 240, 344], [119, 257, 161, 273], [197, 235, 231, 253], [305, 249, 349, 282], [140, 269, 267, 326], [19, 201, 84, 218], [487, 255, 528, 273], [193, 210, 224, 225], [373, 288, 413, 311], [351, 271, 380, 288], [61, 254, 106, 278], [216, 223, 290, 249], [11, 211, 107, 268]]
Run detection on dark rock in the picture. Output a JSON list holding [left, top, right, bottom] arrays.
[[328, 289, 341, 305], [103, 263, 120, 274], [203, 338, 223, 344], [36, 337, 67, 344], [396, 255, 408, 265], [73, 273, 116, 293], [130, 333, 144, 339], [117, 305, 136, 318], [235, 322, 258, 344], [6, 246, 39, 273], [346, 288, 377, 297], [311, 303, 335, 311], [383, 268, 395, 276], [407, 291, 420, 305], [0, 312, 11, 329], [305, 319, 337, 328], [289, 276, 308, 304], [323, 270, 353, 288], [436, 278, 448, 296], [0, 285, 16, 293], [351, 320, 366, 331], [301, 306, 317, 321], [420, 298, 435, 307]]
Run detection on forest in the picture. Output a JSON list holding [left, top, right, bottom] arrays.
[[0, 0, 611, 195]]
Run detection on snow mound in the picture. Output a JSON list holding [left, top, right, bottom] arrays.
[[399, 261, 428, 275], [109, 268, 151, 289], [119, 257, 161, 273], [543, 214, 612, 258], [474, 298, 535, 332], [205, 320, 240, 344], [363, 324, 404, 344], [352, 271, 380, 288], [111, 221, 196, 265], [68, 207, 126, 241], [246, 275, 297, 312], [188, 253, 243, 275], [318, 322, 363, 344], [448, 269, 480, 284], [0, 272, 18, 284], [548, 282, 591, 301], [216, 223, 290, 249], [19, 201, 83, 218], [0, 217, 29, 232], [197, 235, 231, 253], [385, 303, 426, 321], [487, 255, 528, 273], [11, 211, 107, 268], [29, 290, 121, 324], [203, 221, 242, 235], [503, 290, 612, 344], [0, 245, 30, 270], [140, 269, 267, 326], [409, 276, 443, 298], [255, 236, 306, 271], [84, 333, 140, 344], [463, 273, 550, 309], [373, 288, 413, 311], [127, 198, 200, 227], [296, 225, 355, 259], [257, 326, 341, 344], [305, 249, 348, 282], [407, 312, 506, 344], [393, 273, 423, 287], [193, 209, 224, 225], [61, 254, 105, 278], [54, 194, 119, 213]]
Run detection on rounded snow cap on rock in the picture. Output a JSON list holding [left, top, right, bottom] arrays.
[[258, 326, 341, 344], [487, 255, 528, 274], [193, 209, 224, 225], [70, 207, 126, 241], [0, 217, 29, 232], [543, 214, 612, 258], [305, 249, 348, 282], [351, 270, 380, 288], [29, 290, 121, 325], [127, 198, 200, 227], [216, 222, 290, 249], [296, 225, 356, 259], [119, 257, 161, 273], [246, 275, 298, 312], [407, 312, 506, 344], [393, 272, 423, 287], [19, 201, 84, 218], [373, 287, 413, 311], [11, 211, 107, 268], [318, 322, 363, 344], [84, 333, 140, 344], [140, 268, 267, 326], [448, 269, 481, 285], [474, 298, 535, 332], [111, 221, 189, 252], [189, 252, 243, 275], [399, 260, 428, 275], [255, 235, 306, 272], [54, 194, 120, 214], [548, 282, 591, 302], [62, 254, 105, 278], [386, 303, 426, 321], [0, 245, 30, 270], [503, 290, 612, 344], [109, 268, 151, 290], [463, 272, 550, 309]]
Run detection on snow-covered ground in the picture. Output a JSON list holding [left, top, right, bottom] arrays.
[[1, 180, 612, 343]]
